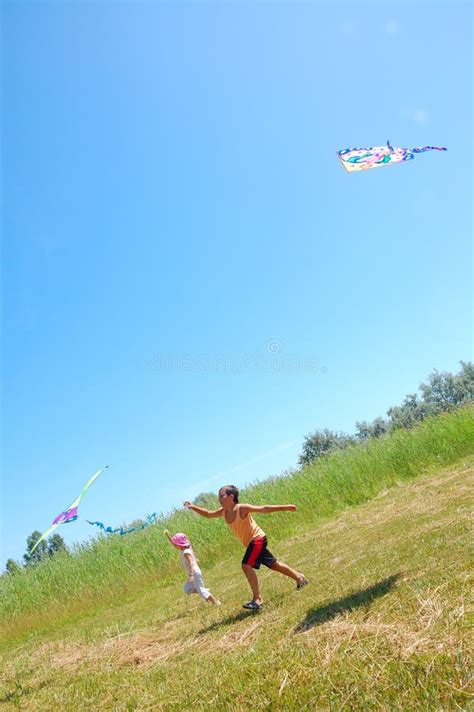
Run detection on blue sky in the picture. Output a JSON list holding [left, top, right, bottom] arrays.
[[2, 1, 472, 567]]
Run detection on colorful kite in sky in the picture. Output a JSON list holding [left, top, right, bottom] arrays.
[[337, 140, 447, 173], [29, 466, 109, 555], [87, 512, 157, 536]]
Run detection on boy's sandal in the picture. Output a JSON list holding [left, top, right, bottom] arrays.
[[243, 601, 263, 610], [296, 578, 309, 590]]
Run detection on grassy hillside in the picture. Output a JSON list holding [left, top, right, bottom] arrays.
[[1, 458, 472, 710], [0, 407, 473, 709], [1, 407, 472, 638]]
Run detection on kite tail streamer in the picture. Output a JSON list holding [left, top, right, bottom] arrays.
[[410, 145, 447, 153], [86, 521, 122, 534], [87, 513, 157, 536]]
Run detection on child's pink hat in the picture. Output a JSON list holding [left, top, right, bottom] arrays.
[[171, 533, 190, 548]]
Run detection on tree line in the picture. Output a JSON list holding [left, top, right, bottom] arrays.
[[193, 362, 473, 503], [5, 531, 67, 575], [298, 361, 473, 466]]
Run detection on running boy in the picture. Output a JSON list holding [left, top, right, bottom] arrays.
[[184, 485, 308, 610]]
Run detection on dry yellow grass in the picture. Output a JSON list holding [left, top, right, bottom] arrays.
[[1, 460, 472, 710]]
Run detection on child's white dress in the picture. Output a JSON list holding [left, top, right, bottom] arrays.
[[180, 547, 210, 600]]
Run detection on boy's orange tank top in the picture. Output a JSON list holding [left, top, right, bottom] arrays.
[[226, 505, 265, 547]]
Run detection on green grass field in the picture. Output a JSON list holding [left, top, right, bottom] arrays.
[[1, 408, 473, 710]]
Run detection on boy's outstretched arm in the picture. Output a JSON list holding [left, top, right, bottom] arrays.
[[239, 503, 297, 515], [183, 501, 223, 518]]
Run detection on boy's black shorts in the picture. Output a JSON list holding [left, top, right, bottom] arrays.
[[242, 537, 276, 570]]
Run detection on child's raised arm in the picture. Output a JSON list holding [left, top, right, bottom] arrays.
[[239, 503, 297, 516], [163, 529, 173, 544], [183, 501, 223, 518]]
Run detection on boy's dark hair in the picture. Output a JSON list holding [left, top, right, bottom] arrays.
[[224, 485, 239, 503]]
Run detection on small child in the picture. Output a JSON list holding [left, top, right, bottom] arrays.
[[164, 529, 220, 606]]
